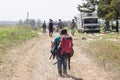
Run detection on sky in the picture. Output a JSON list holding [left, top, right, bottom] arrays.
[[0, 0, 83, 22]]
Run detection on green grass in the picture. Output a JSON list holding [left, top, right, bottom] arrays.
[[0, 26, 38, 63], [66, 26, 81, 34], [80, 33, 120, 71]]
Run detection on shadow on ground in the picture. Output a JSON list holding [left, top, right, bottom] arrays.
[[61, 74, 83, 80]]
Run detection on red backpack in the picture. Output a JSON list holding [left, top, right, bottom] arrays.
[[58, 35, 73, 57]]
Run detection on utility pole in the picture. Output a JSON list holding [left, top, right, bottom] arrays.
[[27, 11, 29, 26]]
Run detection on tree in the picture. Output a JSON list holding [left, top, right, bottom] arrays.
[[97, 0, 112, 31], [24, 19, 36, 27], [110, 0, 120, 32], [18, 19, 23, 25], [77, 0, 99, 13], [98, 0, 120, 32], [36, 19, 42, 27]]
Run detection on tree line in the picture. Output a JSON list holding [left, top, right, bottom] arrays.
[[18, 19, 42, 27], [18, 19, 71, 27]]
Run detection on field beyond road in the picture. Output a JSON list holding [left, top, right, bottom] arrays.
[[0, 30, 120, 80]]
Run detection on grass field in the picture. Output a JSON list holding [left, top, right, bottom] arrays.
[[79, 33, 120, 72], [0, 26, 120, 72], [0, 26, 38, 63]]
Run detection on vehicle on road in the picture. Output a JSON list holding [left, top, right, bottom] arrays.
[[77, 12, 100, 32]]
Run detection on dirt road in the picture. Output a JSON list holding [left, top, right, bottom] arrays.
[[0, 32, 119, 80]]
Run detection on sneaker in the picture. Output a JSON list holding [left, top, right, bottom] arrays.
[[59, 73, 63, 77], [63, 72, 68, 76]]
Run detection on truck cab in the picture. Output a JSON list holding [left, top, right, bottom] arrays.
[[77, 12, 100, 32]]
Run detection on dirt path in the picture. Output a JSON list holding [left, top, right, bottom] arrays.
[[0, 32, 119, 80]]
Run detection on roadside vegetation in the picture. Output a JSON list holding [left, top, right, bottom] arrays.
[[0, 26, 38, 62], [77, 33, 120, 72]]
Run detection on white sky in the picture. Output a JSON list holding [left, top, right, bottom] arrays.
[[0, 0, 83, 21]]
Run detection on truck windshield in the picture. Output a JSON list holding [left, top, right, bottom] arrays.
[[84, 18, 98, 24]]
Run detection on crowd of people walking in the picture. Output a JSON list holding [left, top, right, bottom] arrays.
[[41, 18, 77, 37], [41, 18, 77, 77]]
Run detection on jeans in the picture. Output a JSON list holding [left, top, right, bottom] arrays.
[[56, 54, 68, 75], [42, 28, 46, 33]]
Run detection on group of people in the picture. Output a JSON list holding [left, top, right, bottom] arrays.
[[50, 20, 77, 76], [41, 19, 64, 37], [41, 19, 77, 37], [42, 18, 77, 77]]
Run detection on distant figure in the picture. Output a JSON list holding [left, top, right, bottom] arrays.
[[57, 19, 64, 32], [70, 19, 76, 36], [48, 19, 53, 37], [42, 20, 46, 33]]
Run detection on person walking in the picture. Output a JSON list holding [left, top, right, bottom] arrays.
[[70, 19, 77, 36], [57, 19, 64, 32], [51, 29, 73, 77], [48, 19, 53, 37], [42, 20, 46, 33]]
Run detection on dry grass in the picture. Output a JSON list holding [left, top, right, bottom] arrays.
[[75, 33, 120, 72]]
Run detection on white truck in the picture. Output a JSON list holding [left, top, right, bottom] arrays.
[[77, 12, 100, 32]]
